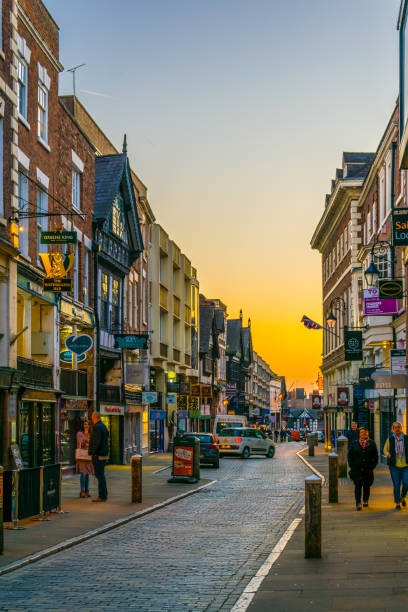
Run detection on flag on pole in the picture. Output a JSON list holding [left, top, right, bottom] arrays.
[[301, 315, 323, 330]]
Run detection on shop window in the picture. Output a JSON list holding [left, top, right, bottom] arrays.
[[101, 272, 109, 330], [18, 172, 29, 257], [37, 189, 48, 266], [112, 278, 120, 331], [37, 84, 48, 143]]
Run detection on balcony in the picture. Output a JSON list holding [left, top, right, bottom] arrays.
[[99, 384, 122, 403], [184, 305, 191, 324], [172, 245, 181, 268], [184, 257, 191, 279], [17, 357, 53, 389], [160, 285, 168, 310], [60, 369, 88, 397], [160, 343, 168, 358], [173, 348, 181, 362], [185, 353, 191, 367], [173, 296, 180, 317]]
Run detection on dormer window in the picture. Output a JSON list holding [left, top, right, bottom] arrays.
[[111, 195, 127, 241]]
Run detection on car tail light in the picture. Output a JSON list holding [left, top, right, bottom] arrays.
[[215, 438, 219, 443], [208, 444, 218, 450], [235, 437, 242, 443]]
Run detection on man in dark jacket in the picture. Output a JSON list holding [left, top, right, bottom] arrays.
[[345, 421, 359, 445], [89, 411, 109, 501]]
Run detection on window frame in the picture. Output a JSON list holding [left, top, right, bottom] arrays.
[[17, 58, 28, 120], [37, 83, 48, 143]]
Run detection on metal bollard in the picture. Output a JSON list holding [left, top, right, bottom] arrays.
[[305, 474, 322, 559], [131, 455, 142, 503], [0, 465, 3, 553], [56, 464, 68, 514], [307, 434, 315, 457], [337, 436, 348, 478], [328, 453, 338, 503], [32, 466, 50, 521]]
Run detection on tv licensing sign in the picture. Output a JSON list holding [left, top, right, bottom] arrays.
[[363, 288, 398, 316]]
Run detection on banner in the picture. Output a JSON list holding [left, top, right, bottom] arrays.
[[344, 330, 362, 361], [358, 367, 375, 389], [312, 394, 322, 409], [363, 287, 398, 316], [379, 280, 403, 299]]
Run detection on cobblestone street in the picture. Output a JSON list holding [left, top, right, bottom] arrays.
[[0, 444, 308, 611]]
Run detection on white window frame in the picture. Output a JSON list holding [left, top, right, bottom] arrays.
[[72, 168, 81, 210], [379, 168, 386, 224], [37, 83, 48, 143], [18, 171, 29, 257], [367, 211, 371, 240], [37, 188, 48, 265], [73, 242, 79, 301], [385, 153, 392, 216], [372, 202, 377, 235], [84, 248, 89, 307], [17, 58, 28, 120]]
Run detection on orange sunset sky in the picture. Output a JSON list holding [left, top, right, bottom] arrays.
[[46, 0, 401, 392]]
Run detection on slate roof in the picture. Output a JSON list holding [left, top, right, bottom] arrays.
[[95, 154, 127, 221], [226, 319, 241, 355], [199, 304, 214, 353], [343, 152, 375, 164]]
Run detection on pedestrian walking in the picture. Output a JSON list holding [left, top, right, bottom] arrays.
[[76, 420, 94, 498], [348, 426, 378, 511], [345, 421, 358, 445], [89, 411, 109, 502], [274, 430, 279, 443], [383, 421, 408, 510]]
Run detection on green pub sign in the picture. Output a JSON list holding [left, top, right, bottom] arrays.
[[41, 231, 77, 244]]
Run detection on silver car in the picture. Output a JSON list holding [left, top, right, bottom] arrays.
[[217, 427, 275, 459]]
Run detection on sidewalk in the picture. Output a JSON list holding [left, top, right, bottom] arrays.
[[1, 453, 211, 569], [249, 445, 408, 612]]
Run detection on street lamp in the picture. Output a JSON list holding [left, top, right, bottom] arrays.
[[326, 296, 347, 330], [364, 240, 394, 287]]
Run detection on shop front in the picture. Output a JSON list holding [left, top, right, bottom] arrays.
[[100, 403, 125, 464], [125, 404, 149, 461], [149, 409, 166, 452], [18, 391, 59, 468], [199, 403, 211, 432]]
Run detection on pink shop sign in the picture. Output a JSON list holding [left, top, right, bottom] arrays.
[[363, 295, 398, 316]]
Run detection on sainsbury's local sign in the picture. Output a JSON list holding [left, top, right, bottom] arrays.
[[393, 214, 408, 246]]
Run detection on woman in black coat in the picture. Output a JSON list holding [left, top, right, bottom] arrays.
[[347, 426, 378, 511]]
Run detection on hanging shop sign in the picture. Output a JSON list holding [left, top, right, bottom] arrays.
[[200, 385, 212, 397], [392, 214, 408, 246], [142, 391, 158, 404], [363, 287, 398, 316], [312, 394, 322, 409], [358, 367, 375, 389], [114, 334, 149, 350], [337, 387, 349, 407], [177, 410, 188, 419], [60, 350, 86, 363], [188, 409, 201, 418], [344, 330, 363, 361], [65, 334, 93, 355], [191, 384, 201, 396], [40, 252, 75, 292], [41, 231, 77, 244], [100, 404, 125, 415], [179, 382, 191, 395], [391, 349, 406, 374], [149, 409, 166, 420], [166, 394, 177, 404], [379, 280, 403, 299]]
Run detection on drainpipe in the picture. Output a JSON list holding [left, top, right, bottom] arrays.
[[391, 140, 397, 421], [93, 231, 100, 412]]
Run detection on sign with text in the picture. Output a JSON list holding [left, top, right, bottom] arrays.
[[43, 278, 72, 292], [173, 446, 194, 477], [344, 330, 363, 361], [142, 391, 158, 404], [391, 349, 406, 374], [114, 334, 149, 350], [363, 287, 398, 316], [100, 404, 125, 416], [392, 214, 408, 246], [41, 231, 77, 244], [379, 280, 403, 299]]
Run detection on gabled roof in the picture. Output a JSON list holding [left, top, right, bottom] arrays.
[[94, 153, 144, 257], [226, 319, 242, 356], [199, 304, 214, 353], [95, 154, 127, 221]]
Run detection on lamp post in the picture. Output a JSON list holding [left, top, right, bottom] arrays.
[[363, 240, 394, 287], [325, 296, 348, 331]]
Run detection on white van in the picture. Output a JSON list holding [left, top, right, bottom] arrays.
[[213, 414, 247, 437]]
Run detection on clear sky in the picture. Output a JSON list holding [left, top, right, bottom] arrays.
[[45, 0, 400, 392]]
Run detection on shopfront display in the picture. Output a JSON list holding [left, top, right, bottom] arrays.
[[18, 399, 57, 468], [100, 404, 124, 464], [59, 399, 89, 466]]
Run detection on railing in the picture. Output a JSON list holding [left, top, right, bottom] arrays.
[[173, 296, 180, 317], [173, 348, 180, 362], [17, 356, 53, 388], [160, 343, 168, 358], [60, 368, 88, 397], [18, 467, 41, 519], [184, 305, 191, 324], [185, 353, 191, 366], [43, 464, 61, 512], [99, 384, 122, 403], [160, 285, 168, 310]]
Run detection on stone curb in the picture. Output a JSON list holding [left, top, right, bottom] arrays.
[[0, 479, 217, 577], [296, 447, 326, 485]]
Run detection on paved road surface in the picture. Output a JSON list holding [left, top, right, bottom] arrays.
[[0, 443, 308, 611]]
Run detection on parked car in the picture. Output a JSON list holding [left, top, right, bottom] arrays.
[[217, 427, 275, 459], [182, 433, 220, 468]]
